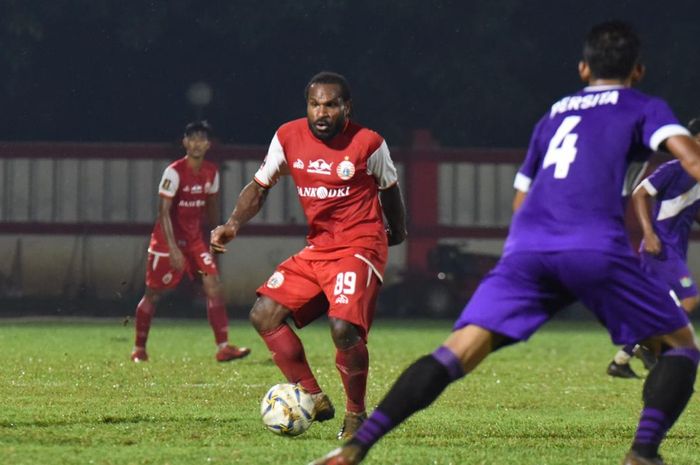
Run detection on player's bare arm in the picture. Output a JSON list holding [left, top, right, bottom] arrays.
[[379, 184, 407, 246], [206, 191, 221, 230], [512, 189, 527, 212], [666, 134, 700, 183], [631, 184, 661, 255], [210, 181, 269, 253], [158, 196, 185, 271]]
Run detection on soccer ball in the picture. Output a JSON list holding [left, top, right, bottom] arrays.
[[260, 383, 315, 436]]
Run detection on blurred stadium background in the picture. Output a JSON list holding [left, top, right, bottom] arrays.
[[1, 1, 700, 320]]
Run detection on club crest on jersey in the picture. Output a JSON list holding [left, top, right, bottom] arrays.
[[681, 276, 693, 288], [162, 272, 173, 285], [204, 181, 212, 192], [337, 159, 355, 181], [293, 159, 305, 170], [266, 271, 285, 289], [307, 159, 333, 175]]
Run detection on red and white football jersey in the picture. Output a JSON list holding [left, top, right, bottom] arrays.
[[149, 157, 219, 253], [254, 118, 399, 274]]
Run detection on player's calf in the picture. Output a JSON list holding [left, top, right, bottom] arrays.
[[308, 345, 466, 465], [629, 346, 699, 460]]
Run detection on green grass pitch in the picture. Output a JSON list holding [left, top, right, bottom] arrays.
[[0, 318, 698, 465]]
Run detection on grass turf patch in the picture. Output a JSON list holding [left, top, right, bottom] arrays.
[[0, 318, 698, 464]]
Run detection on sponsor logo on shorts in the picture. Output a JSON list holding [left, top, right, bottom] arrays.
[[266, 271, 285, 289], [337, 159, 355, 181], [334, 294, 349, 304], [162, 272, 173, 285], [681, 276, 693, 288], [293, 159, 304, 170]]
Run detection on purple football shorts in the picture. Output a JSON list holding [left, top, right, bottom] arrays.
[[454, 250, 690, 345], [640, 250, 698, 301]]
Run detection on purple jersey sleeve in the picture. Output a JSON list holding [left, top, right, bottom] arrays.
[[514, 115, 547, 192], [643, 98, 690, 151], [638, 160, 700, 260], [643, 160, 682, 197]]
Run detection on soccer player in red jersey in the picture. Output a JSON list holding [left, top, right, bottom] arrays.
[[210, 71, 407, 439], [131, 121, 250, 363]]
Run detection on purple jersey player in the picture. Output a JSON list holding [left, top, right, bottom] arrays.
[[310, 21, 700, 465], [637, 127, 700, 310], [607, 120, 700, 379]]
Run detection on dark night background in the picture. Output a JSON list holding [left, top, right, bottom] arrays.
[[1, 0, 698, 148]]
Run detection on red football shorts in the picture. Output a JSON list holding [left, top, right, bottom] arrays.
[[145, 241, 218, 290], [257, 254, 381, 340]]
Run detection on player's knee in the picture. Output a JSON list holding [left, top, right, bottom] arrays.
[[144, 289, 162, 306], [329, 318, 361, 349], [249, 299, 272, 330], [200, 274, 221, 296], [249, 296, 288, 332], [682, 296, 699, 313], [656, 325, 699, 351], [203, 282, 222, 298]]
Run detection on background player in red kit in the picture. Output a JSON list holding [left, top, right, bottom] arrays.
[[131, 121, 250, 363], [210, 72, 407, 438]]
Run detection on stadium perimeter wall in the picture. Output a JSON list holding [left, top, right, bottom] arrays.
[[1, 134, 697, 317]]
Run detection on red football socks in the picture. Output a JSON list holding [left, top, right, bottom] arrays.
[[207, 296, 229, 346], [260, 324, 321, 394], [336, 339, 369, 413], [134, 296, 155, 348]]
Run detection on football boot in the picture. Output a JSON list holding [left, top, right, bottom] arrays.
[[607, 361, 640, 379]]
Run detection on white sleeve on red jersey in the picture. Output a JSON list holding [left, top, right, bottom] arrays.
[[158, 165, 180, 198], [208, 171, 220, 194], [367, 140, 398, 190], [254, 133, 288, 188]]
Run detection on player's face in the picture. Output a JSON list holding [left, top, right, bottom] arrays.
[[306, 83, 350, 141], [183, 132, 211, 159]]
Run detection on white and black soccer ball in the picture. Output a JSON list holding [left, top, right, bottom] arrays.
[[260, 383, 314, 436]]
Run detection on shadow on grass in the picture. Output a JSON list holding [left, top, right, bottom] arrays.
[[0, 415, 248, 428]]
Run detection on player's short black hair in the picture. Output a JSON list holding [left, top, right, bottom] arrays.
[[583, 21, 641, 80], [304, 71, 351, 101], [688, 117, 700, 136], [184, 120, 212, 138]]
